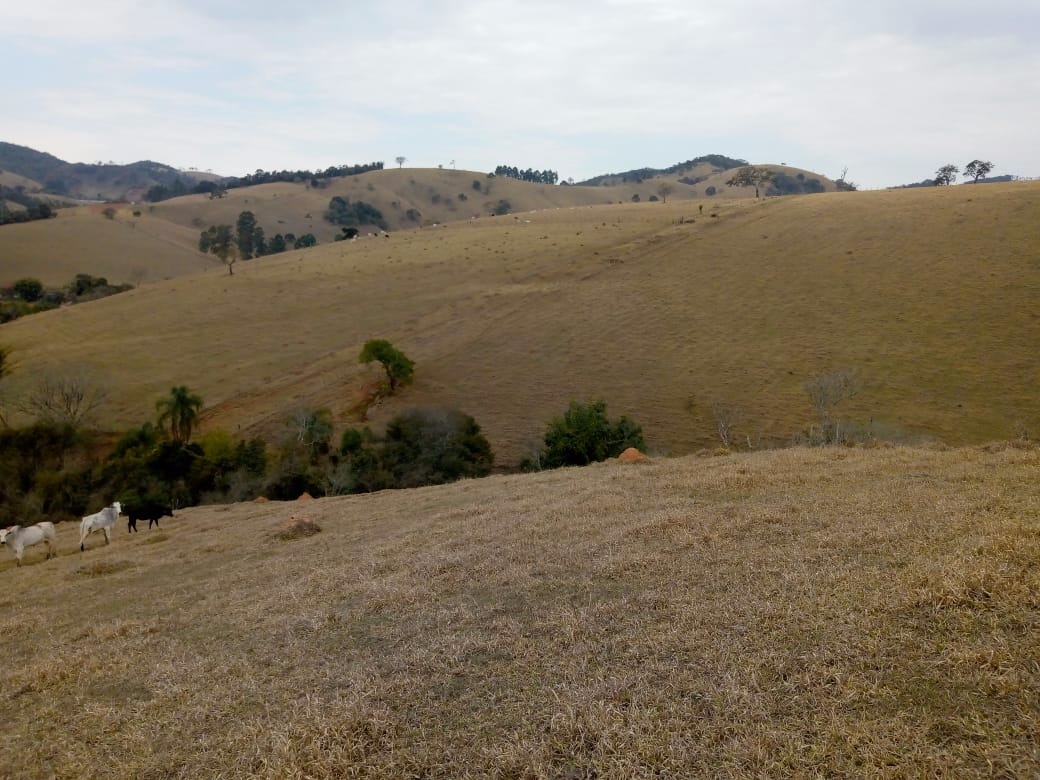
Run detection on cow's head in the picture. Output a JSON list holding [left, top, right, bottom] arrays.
[[111, 501, 123, 514]]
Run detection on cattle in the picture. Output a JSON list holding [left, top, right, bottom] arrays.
[[80, 502, 122, 552], [0, 522, 57, 566], [126, 501, 173, 532]]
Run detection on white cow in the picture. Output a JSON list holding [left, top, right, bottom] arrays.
[[0, 522, 57, 566], [80, 502, 122, 552]]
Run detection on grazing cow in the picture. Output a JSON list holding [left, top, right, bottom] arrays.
[[0, 522, 57, 566], [126, 501, 173, 532], [80, 501, 122, 552]]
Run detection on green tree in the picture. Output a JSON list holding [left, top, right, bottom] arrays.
[[199, 224, 237, 274], [726, 166, 774, 198], [538, 400, 645, 468], [964, 160, 994, 183], [359, 339, 415, 393], [379, 407, 493, 488], [235, 211, 258, 259], [293, 233, 317, 249], [934, 164, 959, 186], [13, 278, 43, 302], [155, 386, 204, 443]]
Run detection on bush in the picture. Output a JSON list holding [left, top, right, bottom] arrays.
[[704, 186, 717, 196], [379, 408, 493, 488], [492, 199, 512, 215], [538, 400, 645, 468], [13, 278, 43, 302]]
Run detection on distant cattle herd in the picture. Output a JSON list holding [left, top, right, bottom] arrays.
[[1, 500, 172, 565]]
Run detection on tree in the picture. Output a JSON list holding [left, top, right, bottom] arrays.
[[235, 211, 258, 259], [804, 370, 860, 444], [199, 224, 237, 274], [395, 156, 407, 168], [155, 386, 204, 443], [13, 278, 43, 302], [934, 164, 959, 186], [102, 207, 116, 220], [538, 400, 645, 468], [656, 182, 675, 203], [15, 367, 108, 427], [726, 166, 774, 198], [964, 160, 994, 183], [379, 407, 493, 488], [359, 339, 415, 393]]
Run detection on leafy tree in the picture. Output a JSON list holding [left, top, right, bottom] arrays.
[[293, 233, 317, 249], [964, 160, 994, 183], [324, 196, 387, 230], [395, 156, 407, 168], [155, 386, 204, 443], [726, 166, 774, 198], [13, 278, 43, 302], [102, 207, 116, 220], [492, 199, 512, 215], [656, 182, 675, 203], [268, 234, 287, 253], [359, 339, 415, 393], [538, 400, 645, 468], [378, 407, 493, 488], [199, 224, 237, 274], [934, 164, 959, 186], [235, 211, 258, 258]]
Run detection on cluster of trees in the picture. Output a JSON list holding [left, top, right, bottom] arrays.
[[0, 186, 56, 225], [492, 166, 559, 185], [324, 196, 388, 230], [578, 155, 749, 186], [933, 160, 995, 186], [0, 274, 132, 323], [199, 212, 316, 274]]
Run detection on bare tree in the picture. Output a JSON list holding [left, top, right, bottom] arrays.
[[656, 182, 675, 203], [395, 156, 407, 169], [804, 370, 860, 444], [16, 366, 109, 427], [710, 401, 744, 449]]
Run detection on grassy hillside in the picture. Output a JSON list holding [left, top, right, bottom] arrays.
[[1, 444, 1037, 777], [0, 205, 215, 286], [1, 181, 1037, 462]]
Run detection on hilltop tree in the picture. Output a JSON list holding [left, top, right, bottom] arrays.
[[934, 164, 959, 186], [726, 166, 774, 198], [395, 156, 407, 169], [964, 160, 994, 183], [359, 339, 415, 393], [656, 182, 675, 203], [199, 224, 238, 274], [155, 385, 204, 443]]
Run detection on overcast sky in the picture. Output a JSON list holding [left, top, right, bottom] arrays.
[[4, 1, 1039, 188]]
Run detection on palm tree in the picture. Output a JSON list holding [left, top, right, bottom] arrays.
[[155, 386, 204, 443]]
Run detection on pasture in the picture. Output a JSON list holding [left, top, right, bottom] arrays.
[[1, 180, 1038, 462], [1, 444, 1037, 777]]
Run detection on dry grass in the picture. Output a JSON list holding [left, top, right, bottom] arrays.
[[276, 515, 322, 540], [2, 181, 1038, 462], [0, 444, 1037, 777]]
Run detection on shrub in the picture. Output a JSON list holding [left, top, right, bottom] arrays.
[[13, 278, 43, 302], [492, 199, 512, 215], [704, 186, 717, 196], [379, 407, 493, 488], [538, 400, 645, 468]]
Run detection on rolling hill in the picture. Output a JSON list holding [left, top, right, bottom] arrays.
[[1, 444, 1037, 776], [0, 180, 1037, 463]]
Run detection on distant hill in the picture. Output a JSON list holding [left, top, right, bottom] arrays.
[[577, 154, 750, 186], [0, 142, 223, 202]]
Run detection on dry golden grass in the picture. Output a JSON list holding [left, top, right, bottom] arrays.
[[2, 181, 1038, 463], [0, 444, 1037, 777], [0, 205, 213, 286]]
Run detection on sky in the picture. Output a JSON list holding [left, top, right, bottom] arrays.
[[4, 0, 1039, 188]]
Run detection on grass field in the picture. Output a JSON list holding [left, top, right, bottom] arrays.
[[1, 443, 1037, 777], [1, 180, 1037, 463]]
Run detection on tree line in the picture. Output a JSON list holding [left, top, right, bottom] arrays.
[[493, 166, 559, 185], [199, 211, 316, 274], [0, 186, 56, 226]]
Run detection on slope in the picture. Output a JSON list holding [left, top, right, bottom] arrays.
[[0, 182, 1037, 461], [0, 205, 216, 286], [1, 445, 1037, 777]]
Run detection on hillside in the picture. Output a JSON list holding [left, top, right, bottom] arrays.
[[0, 141, 220, 201], [1, 444, 1037, 777], [0, 205, 215, 286], [1, 181, 1038, 462]]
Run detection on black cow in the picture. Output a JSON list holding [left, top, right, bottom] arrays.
[[126, 501, 174, 532]]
